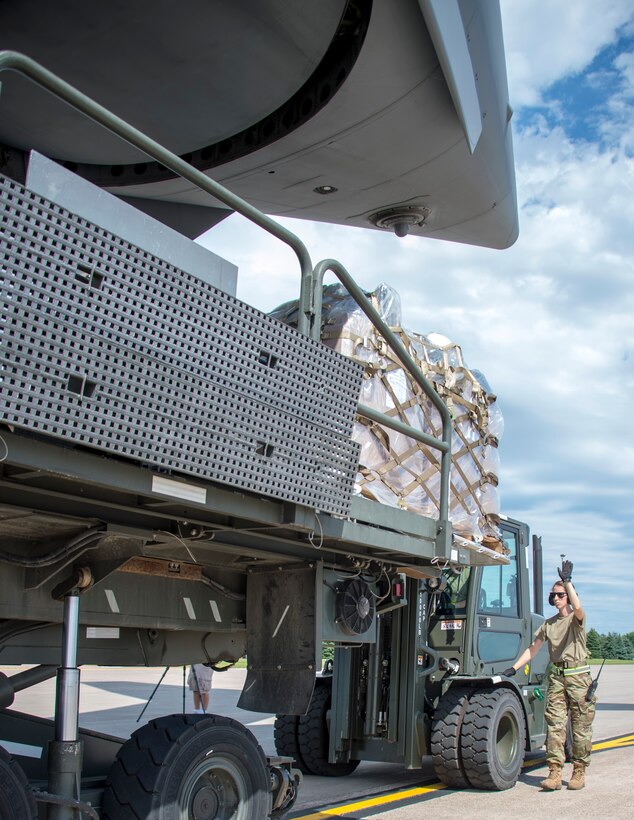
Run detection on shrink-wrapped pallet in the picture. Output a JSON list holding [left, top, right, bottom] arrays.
[[270, 283, 504, 547]]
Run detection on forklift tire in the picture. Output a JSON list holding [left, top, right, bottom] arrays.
[[430, 687, 472, 788], [274, 714, 309, 773], [460, 687, 526, 790], [100, 714, 271, 819], [0, 747, 38, 820], [297, 685, 360, 777]]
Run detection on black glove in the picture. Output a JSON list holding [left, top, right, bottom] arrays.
[[503, 667, 516, 677], [558, 560, 573, 583]]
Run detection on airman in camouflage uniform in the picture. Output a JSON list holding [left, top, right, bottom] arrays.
[[503, 559, 596, 791], [544, 660, 596, 770]]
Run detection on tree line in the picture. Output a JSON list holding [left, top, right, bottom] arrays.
[[587, 629, 634, 660]]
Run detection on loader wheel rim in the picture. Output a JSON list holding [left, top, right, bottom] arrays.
[[180, 757, 248, 819], [192, 784, 219, 818]]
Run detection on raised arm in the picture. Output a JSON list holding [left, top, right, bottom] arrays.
[[558, 560, 584, 622]]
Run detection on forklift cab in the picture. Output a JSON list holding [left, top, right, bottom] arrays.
[[428, 518, 547, 681]]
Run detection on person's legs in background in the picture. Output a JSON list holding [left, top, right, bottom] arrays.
[[192, 689, 209, 713]]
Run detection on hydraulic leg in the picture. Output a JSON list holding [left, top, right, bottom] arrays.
[[47, 592, 83, 820]]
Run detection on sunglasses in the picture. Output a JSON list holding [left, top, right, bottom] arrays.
[[548, 591, 567, 604]]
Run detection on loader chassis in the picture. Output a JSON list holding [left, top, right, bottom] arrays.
[[0, 72, 544, 818], [0, 171, 548, 816]]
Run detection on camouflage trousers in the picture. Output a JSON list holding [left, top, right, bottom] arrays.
[[545, 667, 596, 767]]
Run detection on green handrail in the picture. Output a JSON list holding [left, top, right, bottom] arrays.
[[312, 260, 452, 525], [0, 50, 452, 541], [0, 50, 315, 336]]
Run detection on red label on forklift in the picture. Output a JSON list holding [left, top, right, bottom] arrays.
[[441, 621, 462, 630]]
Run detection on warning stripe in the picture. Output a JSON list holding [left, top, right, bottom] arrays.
[[591, 733, 634, 751], [292, 784, 445, 819], [290, 732, 633, 819]]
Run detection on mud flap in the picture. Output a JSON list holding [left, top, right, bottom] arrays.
[[237, 564, 319, 714]]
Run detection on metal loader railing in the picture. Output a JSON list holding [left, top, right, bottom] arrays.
[[0, 50, 452, 553]]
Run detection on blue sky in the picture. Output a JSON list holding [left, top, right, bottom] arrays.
[[199, 1, 634, 634]]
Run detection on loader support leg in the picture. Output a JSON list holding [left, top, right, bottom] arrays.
[[48, 592, 83, 820]]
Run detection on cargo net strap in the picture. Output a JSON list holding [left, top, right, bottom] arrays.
[[0, 175, 363, 516], [273, 283, 506, 550]]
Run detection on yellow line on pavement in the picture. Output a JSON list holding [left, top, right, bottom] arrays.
[[292, 783, 445, 819], [291, 732, 633, 819], [522, 732, 634, 769], [591, 734, 634, 751]]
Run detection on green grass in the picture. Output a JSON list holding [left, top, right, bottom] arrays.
[[588, 658, 634, 664], [219, 657, 247, 669]]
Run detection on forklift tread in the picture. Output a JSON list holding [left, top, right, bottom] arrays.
[[430, 686, 473, 788], [297, 685, 360, 777], [460, 687, 526, 790], [274, 713, 309, 774]]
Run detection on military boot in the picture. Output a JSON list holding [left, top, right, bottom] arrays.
[[567, 763, 586, 790], [540, 764, 562, 790]]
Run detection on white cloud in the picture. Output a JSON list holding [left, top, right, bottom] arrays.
[[614, 51, 634, 94], [197, 2, 634, 632], [500, 0, 634, 107], [508, 497, 634, 633]]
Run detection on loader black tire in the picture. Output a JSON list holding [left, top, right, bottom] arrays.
[[297, 684, 359, 777], [274, 713, 309, 773], [0, 746, 38, 820], [430, 687, 472, 788], [460, 687, 526, 790], [100, 713, 270, 819]]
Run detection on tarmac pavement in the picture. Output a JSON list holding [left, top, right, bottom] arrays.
[[1, 663, 633, 818]]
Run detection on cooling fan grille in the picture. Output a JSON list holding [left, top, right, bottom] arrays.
[[335, 578, 375, 635]]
